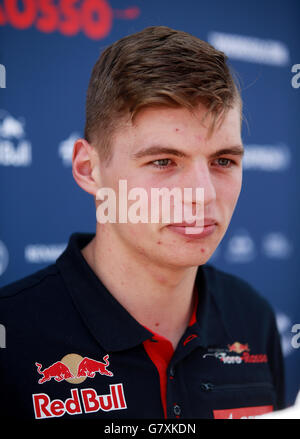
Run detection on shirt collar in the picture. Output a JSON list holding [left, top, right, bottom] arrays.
[[189, 265, 231, 349], [56, 233, 229, 352]]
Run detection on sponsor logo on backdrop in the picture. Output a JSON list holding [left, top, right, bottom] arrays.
[[243, 144, 291, 171], [223, 231, 292, 263], [58, 132, 80, 166], [24, 244, 67, 263], [291, 64, 300, 89], [225, 229, 256, 263], [0, 0, 140, 40], [0, 323, 5, 348], [276, 312, 297, 356], [262, 233, 292, 259], [0, 240, 9, 276], [208, 31, 289, 66], [291, 324, 300, 349], [0, 111, 32, 166], [0, 63, 5, 88]]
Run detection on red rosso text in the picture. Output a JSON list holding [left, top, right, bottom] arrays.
[[0, 0, 115, 39]]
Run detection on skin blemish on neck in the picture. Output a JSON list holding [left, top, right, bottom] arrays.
[[175, 128, 180, 132]]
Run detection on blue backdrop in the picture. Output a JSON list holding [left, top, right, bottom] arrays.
[[0, 0, 299, 408]]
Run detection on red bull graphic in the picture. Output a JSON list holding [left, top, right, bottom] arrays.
[[35, 354, 113, 384], [32, 383, 127, 419], [35, 361, 74, 384], [227, 342, 250, 354], [77, 355, 113, 378], [0, 0, 140, 40]]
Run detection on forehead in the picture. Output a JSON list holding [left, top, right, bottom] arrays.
[[111, 103, 242, 160]]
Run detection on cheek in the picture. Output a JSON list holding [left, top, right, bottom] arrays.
[[216, 174, 242, 211], [114, 222, 160, 261]]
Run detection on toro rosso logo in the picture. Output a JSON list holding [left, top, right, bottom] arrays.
[[0, 1, 140, 40], [35, 354, 113, 384], [203, 342, 268, 364]]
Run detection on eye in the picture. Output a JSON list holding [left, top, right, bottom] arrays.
[[214, 158, 235, 168], [151, 158, 174, 169]]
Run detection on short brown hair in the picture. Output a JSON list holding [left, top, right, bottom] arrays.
[[85, 26, 241, 161]]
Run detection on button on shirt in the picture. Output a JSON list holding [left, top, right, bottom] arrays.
[[0, 233, 285, 419]]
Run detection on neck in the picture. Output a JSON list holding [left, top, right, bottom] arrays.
[[82, 227, 198, 349]]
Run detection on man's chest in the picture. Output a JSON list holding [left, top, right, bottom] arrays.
[[1, 342, 276, 420]]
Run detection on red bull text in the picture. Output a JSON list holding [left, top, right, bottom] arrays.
[[32, 384, 127, 419]]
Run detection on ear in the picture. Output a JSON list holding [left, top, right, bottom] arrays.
[[72, 138, 101, 196]]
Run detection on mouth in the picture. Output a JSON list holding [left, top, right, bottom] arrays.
[[166, 219, 218, 238]]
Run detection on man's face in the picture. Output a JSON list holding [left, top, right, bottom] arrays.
[[95, 102, 243, 268]]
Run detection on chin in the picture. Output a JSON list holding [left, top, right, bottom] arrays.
[[151, 247, 216, 268]]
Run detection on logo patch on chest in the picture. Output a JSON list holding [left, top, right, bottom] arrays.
[[203, 342, 268, 364], [35, 353, 113, 384]]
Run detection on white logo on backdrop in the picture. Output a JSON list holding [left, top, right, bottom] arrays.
[[225, 229, 256, 263], [24, 244, 67, 263], [208, 31, 289, 66], [262, 233, 292, 259], [276, 312, 294, 357], [0, 111, 32, 166], [0, 64, 6, 89], [58, 132, 80, 166], [243, 144, 291, 171], [0, 240, 9, 276]]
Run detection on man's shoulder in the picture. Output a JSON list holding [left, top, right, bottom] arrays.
[[0, 264, 60, 300], [202, 263, 275, 318]]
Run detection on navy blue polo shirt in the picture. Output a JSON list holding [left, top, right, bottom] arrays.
[[0, 233, 285, 420]]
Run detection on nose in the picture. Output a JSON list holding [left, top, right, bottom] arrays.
[[182, 160, 217, 207]]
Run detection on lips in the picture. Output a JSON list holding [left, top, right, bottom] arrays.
[[170, 219, 217, 227], [166, 219, 218, 238]]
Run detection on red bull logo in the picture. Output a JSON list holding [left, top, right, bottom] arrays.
[[33, 384, 127, 419], [35, 353, 113, 384], [35, 361, 74, 384], [227, 342, 250, 354], [33, 353, 127, 419], [77, 355, 113, 378]]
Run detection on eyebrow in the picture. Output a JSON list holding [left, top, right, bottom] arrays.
[[131, 144, 245, 160], [210, 145, 245, 159]]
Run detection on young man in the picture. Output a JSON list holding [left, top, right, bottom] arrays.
[[0, 26, 284, 420]]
